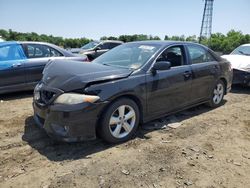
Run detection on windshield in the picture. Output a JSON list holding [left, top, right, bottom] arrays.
[[93, 43, 161, 69], [81, 41, 99, 50], [231, 45, 250, 56]]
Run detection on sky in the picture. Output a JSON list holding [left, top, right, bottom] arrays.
[[0, 0, 249, 40]]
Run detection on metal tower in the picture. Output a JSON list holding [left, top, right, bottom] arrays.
[[199, 0, 214, 42]]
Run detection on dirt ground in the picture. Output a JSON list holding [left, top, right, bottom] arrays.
[[0, 86, 250, 188]]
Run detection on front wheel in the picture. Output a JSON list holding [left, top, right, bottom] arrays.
[[99, 98, 140, 143], [208, 80, 225, 107]]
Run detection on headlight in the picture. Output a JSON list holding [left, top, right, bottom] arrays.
[[54, 93, 100, 105]]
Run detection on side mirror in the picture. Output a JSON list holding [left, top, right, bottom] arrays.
[[95, 46, 101, 51], [151, 61, 171, 75]]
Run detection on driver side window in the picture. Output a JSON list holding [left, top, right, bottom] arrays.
[[156, 46, 185, 68]]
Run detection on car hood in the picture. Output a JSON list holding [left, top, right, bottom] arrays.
[[222, 54, 250, 71], [42, 60, 132, 92]]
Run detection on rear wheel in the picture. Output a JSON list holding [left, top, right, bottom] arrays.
[[208, 80, 225, 107], [99, 98, 139, 143]]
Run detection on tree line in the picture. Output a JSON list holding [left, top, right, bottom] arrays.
[[0, 29, 249, 54]]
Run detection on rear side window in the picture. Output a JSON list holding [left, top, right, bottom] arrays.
[[187, 45, 216, 64], [0, 44, 26, 61], [99, 43, 110, 50], [109, 43, 121, 49], [50, 47, 63, 57], [26, 44, 63, 58]]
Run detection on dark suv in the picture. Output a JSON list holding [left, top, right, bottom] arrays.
[[70, 40, 123, 61]]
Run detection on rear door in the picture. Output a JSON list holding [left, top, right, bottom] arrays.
[[186, 44, 220, 102], [146, 45, 192, 118], [22, 43, 64, 84], [0, 43, 27, 89]]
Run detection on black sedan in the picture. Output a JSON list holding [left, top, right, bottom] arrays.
[[0, 41, 88, 94], [33, 41, 232, 143]]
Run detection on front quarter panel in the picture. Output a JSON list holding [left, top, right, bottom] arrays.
[[84, 74, 147, 119]]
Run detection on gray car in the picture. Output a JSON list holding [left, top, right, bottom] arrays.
[[0, 41, 88, 94], [70, 40, 123, 61]]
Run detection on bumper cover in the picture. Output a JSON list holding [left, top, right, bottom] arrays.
[[33, 101, 106, 142], [233, 69, 250, 86]]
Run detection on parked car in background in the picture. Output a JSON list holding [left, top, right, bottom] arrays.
[[33, 41, 232, 143], [0, 41, 88, 94], [70, 40, 123, 60], [222, 44, 250, 86]]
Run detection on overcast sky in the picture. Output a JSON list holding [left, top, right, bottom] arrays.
[[0, 0, 249, 40]]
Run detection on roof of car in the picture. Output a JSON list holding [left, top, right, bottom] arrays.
[[0, 41, 18, 46], [128, 40, 197, 45], [0, 41, 57, 46], [241, 44, 250, 47], [100, 40, 124, 43], [18, 41, 56, 46]]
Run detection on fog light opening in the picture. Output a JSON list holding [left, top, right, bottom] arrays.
[[51, 123, 69, 137]]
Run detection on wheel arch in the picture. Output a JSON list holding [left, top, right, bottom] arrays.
[[96, 94, 144, 129], [219, 77, 227, 94]]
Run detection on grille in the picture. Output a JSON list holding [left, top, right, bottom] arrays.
[[40, 90, 56, 104]]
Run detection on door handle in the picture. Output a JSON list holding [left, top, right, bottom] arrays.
[[183, 71, 192, 79], [12, 63, 22, 68]]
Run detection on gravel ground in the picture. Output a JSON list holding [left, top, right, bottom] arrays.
[[0, 86, 250, 188]]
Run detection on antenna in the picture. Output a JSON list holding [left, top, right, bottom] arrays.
[[199, 0, 214, 43]]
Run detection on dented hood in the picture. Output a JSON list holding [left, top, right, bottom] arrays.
[[222, 54, 250, 71], [42, 60, 132, 91]]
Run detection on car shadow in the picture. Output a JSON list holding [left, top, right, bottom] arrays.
[[22, 101, 226, 162], [230, 85, 250, 94], [0, 91, 33, 101]]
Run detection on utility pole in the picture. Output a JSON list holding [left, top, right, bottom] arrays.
[[199, 0, 214, 43]]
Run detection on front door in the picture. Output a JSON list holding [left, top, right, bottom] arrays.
[[146, 45, 192, 118], [0, 43, 26, 90]]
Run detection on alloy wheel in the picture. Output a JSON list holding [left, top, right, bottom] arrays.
[[109, 105, 136, 139], [213, 83, 224, 104]]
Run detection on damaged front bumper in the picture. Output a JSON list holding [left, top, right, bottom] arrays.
[[33, 101, 107, 142], [233, 69, 250, 86]]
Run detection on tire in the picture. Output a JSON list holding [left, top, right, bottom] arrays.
[[207, 80, 225, 108], [99, 98, 140, 144]]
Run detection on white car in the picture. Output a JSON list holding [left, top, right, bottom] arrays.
[[222, 44, 250, 86]]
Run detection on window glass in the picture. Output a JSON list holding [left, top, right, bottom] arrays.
[[99, 43, 110, 50], [0, 44, 25, 61], [27, 44, 62, 58], [231, 45, 250, 56], [49, 47, 63, 57], [93, 43, 161, 69], [81, 41, 99, 50], [156, 46, 184, 67], [187, 45, 216, 64], [109, 43, 121, 49]]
